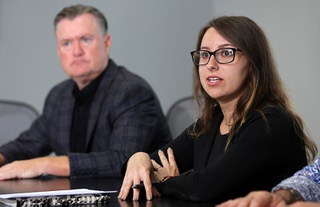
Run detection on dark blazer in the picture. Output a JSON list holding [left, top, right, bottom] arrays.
[[151, 106, 307, 203], [0, 59, 172, 178]]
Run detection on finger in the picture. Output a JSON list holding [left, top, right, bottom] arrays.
[[167, 148, 177, 166], [0, 164, 19, 180], [142, 176, 153, 200], [132, 177, 142, 201], [217, 199, 241, 207], [151, 159, 161, 171], [158, 150, 169, 168], [237, 199, 251, 207], [118, 177, 133, 200]]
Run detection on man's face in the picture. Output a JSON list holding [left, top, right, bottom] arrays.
[[55, 13, 111, 89]]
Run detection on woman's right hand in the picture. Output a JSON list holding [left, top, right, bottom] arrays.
[[118, 152, 161, 201]]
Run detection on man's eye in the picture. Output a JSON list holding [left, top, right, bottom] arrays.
[[62, 41, 71, 47], [82, 37, 91, 43]]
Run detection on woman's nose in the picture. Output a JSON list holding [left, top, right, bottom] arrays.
[[206, 55, 219, 70]]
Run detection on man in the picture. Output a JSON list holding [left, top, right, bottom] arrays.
[[0, 4, 171, 179], [218, 157, 320, 207]]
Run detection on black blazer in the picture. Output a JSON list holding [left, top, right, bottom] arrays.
[[151, 106, 307, 203]]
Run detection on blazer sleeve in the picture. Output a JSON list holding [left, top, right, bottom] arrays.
[[153, 109, 306, 202], [0, 84, 63, 162], [0, 115, 52, 162]]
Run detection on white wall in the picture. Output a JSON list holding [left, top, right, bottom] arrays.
[[0, 0, 320, 151]]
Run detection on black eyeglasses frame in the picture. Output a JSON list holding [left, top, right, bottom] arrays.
[[190, 48, 242, 66]]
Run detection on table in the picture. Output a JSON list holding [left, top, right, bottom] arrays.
[[0, 176, 214, 207]]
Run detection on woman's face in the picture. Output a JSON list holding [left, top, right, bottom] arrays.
[[199, 27, 250, 105]]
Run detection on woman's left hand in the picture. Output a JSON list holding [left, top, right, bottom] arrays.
[[151, 147, 180, 182]]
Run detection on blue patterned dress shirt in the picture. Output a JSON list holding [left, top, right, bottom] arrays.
[[272, 157, 320, 202]]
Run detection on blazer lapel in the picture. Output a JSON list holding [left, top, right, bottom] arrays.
[[85, 61, 115, 149], [57, 82, 75, 153]]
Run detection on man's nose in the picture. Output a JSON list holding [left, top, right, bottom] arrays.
[[73, 41, 84, 56]]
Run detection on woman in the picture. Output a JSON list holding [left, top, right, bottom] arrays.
[[118, 16, 317, 203]]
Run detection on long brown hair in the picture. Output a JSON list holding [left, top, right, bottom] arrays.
[[191, 16, 317, 163]]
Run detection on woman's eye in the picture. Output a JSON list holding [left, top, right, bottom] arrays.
[[222, 49, 233, 57], [201, 52, 210, 58]]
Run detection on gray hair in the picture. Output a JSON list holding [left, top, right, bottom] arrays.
[[54, 4, 108, 35]]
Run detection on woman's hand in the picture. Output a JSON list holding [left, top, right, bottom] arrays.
[[118, 152, 160, 201], [151, 147, 180, 182]]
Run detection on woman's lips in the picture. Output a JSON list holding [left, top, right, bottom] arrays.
[[207, 76, 223, 86], [208, 77, 221, 82]]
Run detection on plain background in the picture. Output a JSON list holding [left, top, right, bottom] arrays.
[[1, 0, 320, 152]]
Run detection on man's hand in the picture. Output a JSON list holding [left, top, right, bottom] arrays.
[[217, 191, 287, 207], [0, 156, 70, 180], [217, 190, 319, 207]]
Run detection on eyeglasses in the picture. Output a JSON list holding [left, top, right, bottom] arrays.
[[190, 48, 242, 66]]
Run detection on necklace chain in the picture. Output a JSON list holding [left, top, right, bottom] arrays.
[[225, 122, 232, 127]]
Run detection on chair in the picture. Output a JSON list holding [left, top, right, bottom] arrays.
[[0, 100, 39, 146], [166, 96, 200, 138]]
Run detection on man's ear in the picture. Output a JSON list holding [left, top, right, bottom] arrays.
[[105, 34, 112, 48]]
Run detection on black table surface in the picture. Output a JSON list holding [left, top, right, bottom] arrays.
[[0, 176, 215, 207]]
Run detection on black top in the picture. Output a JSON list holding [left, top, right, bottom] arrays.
[[70, 69, 105, 152], [150, 106, 307, 203], [207, 130, 228, 165]]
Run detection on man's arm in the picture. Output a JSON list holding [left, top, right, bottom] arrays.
[[272, 157, 320, 203], [273, 189, 304, 204], [0, 155, 70, 180]]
